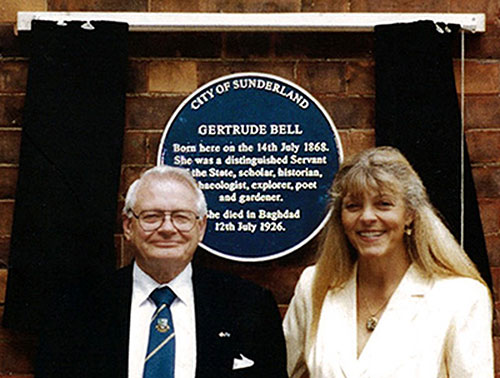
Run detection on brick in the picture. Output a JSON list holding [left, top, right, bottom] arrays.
[[450, 0, 500, 28], [486, 234, 500, 267], [493, 267, 500, 299], [467, 33, 500, 60], [0, 96, 24, 128], [127, 60, 148, 94], [0, 167, 17, 200], [479, 199, 500, 235], [454, 61, 500, 94], [129, 33, 222, 59], [346, 60, 375, 95], [495, 303, 500, 336], [0, 25, 30, 58], [147, 132, 163, 165], [115, 200, 125, 231], [48, 0, 147, 11], [197, 61, 295, 88], [151, 0, 303, 11], [0, 270, 5, 304], [273, 241, 319, 268], [276, 32, 373, 59], [262, 242, 320, 268], [296, 62, 346, 95], [465, 96, 500, 129], [148, 61, 198, 93], [350, 0, 449, 12], [0, 0, 45, 23], [0, 62, 28, 94], [200, 0, 301, 12], [123, 240, 136, 267], [119, 166, 150, 201], [301, 0, 350, 11], [240, 265, 309, 304], [122, 131, 148, 165], [0, 308, 36, 374], [317, 96, 375, 130], [278, 304, 288, 319], [349, 0, 393, 11], [472, 166, 500, 199], [467, 130, 500, 164], [116, 201, 125, 225], [126, 96, 184, 130], [0, 130, 21, 165], [0, 338, 35, 374], [338, 129, 375, 159], [0, 236, 9, 268], [150, 0, 200, 11], [496, 336, 500, 373], [0, 202, 14, 237], [225, 33, 273, 59]]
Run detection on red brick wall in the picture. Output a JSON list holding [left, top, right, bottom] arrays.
[[1, 0, 500, 376]]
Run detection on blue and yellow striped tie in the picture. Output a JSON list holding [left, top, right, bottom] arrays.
[[144, 286, 176, 378]]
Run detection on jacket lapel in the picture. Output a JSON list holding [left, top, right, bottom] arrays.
[[357, 264, 434, 376], [313, 268, 358, 377], [316, 264, 434, 377]]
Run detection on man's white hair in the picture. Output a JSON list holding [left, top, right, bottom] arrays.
[[123, 165, 207, 218]]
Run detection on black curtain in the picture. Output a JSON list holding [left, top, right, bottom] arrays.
[[3, 20, 128, 332], [375, 21, 492, 289]]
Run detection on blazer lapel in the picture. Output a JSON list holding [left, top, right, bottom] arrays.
[[358, 264, 434, 376], [313, 268, 358, 377]]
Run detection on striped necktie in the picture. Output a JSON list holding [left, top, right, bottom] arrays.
[[143, 286, 176, 378]]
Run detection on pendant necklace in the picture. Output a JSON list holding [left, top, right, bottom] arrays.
[[360, 290, 391, 332]]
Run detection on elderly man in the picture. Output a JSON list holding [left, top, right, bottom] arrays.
[[77, 165, 287, 378]]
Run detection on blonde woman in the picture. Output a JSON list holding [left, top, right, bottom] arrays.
[[284, 146, 493, 378]]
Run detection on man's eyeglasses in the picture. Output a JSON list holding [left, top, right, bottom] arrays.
[[131, 210, 201, 232]]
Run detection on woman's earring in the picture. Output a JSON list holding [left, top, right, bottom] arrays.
[[404, 226, 412, 236]]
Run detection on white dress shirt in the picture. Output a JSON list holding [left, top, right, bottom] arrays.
[[128, 262, 196, 378]]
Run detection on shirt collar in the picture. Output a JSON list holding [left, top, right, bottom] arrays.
[[133, 261, 193, 307]]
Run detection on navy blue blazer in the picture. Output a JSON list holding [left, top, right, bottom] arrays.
[[37, 263, 287, 378]]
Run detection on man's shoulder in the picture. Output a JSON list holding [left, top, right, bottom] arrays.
[[192, 264, 273, 304], [193, 264, 262, 288]]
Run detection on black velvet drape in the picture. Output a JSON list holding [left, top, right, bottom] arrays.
[[375, 21, 492, 289], [3, 20, 128, 332]]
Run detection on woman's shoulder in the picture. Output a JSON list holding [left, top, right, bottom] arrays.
[[287, 265, 317, 302], [431, 274, 491, 305], [433, 274, 487, 290], [296, 265, 316, 287]]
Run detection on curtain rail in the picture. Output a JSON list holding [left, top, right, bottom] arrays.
[[17, 12, 485, 33]]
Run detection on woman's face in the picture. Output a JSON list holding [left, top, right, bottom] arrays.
[[341, 188, 413, 261]]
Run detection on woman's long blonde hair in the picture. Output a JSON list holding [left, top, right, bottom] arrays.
[[307, 146, 487, 349]]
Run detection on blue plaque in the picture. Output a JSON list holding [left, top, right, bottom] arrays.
[[158, 72, 343, 261]]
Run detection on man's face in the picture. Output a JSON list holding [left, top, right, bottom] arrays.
[[123, 177, 206, 276]]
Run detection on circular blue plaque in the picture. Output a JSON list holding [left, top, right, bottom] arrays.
[[158, 72, 343, 261]]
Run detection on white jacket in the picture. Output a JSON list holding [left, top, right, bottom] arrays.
[[283, 264, 493, 378]]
